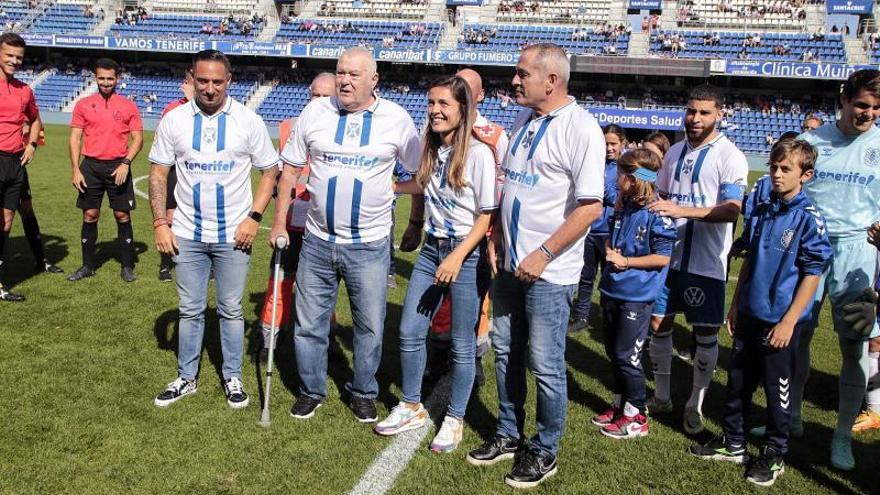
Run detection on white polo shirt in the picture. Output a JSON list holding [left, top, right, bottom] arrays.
[[658, 133, 748, 281], [280, 95, 421, 244], [499, 97, 606, 285], [424, 139, 498, 239], [149, 98, 280, 243]]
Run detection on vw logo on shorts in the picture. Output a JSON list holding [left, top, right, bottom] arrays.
[[683, 286, 706, 307]]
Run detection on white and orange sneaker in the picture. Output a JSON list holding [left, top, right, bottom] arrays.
[[601, 413, 649, 440], [374, 402, 428, 436], [430, 416, 463, 453], [852, 410, 880, 433]]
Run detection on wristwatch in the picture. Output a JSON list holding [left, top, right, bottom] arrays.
[[121, 158, 132, 166], [28, 141, 38, 150], [249, 211, 263, 223]]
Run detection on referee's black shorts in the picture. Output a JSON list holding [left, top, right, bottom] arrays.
[[0, 150, 25, 211], [165, 166, 177, 210], [77, 156, 136, 211]]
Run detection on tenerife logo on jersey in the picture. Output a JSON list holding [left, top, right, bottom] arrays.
[[426, 193, 456, 211], [322, 152, 380, 169], [521, 130, 536, 149], [635, 225, 647, 242], [183, 159, 234, 173], [666, 192, 707, 207], [203, 127, 217, 145], [681, 158, 695, 175], [864, 147, 880, 167], [346, 122, 362, 139], [504, 168, 540, 189], [683, 286, 706, 307], [780, 229, 795, 249]]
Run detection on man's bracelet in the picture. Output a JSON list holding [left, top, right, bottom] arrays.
[[153, 218, 171, 229], [539, 244, 555, 261]]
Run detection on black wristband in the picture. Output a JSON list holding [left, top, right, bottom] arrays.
[[29, 141, 38, 149], [249, 211, 263, 223], [408, 219, 423, 226], [121, 158, 132, 166]]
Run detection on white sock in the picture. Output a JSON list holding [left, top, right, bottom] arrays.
[[650, 331, 673, 402], [867, 351, 880, 415], [624, 401, 640, 417], [687, 333, 719, 413]]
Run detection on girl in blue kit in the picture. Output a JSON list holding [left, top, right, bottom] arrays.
[[592, 148, 677, 439]]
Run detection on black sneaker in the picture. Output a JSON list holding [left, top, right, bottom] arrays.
[[67, 266, 95, 282], [567, 318, 588, 333], [0, 283, 25, 302], [158, 267, 173, 282], [467, 435, 522, 466], [747, 449, 785, 487], [689, 435, 747, 464], [504, 448, 558, 489], [154, 377, 197, 407], [223, 377, 249, 409], [37, 261, 63, 274], [120, 266, 136, 283], [350, 396, 378, 423], [290, 395, 323, 419]]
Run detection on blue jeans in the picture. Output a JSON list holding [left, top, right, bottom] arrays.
[[399, 235, 480, 419], [294, 232, 390, 399], [492, 271, 575, 456], [174, 238, 251, 380]]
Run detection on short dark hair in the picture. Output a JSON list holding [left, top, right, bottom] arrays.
[[769, 139, 817, 173], [192, 49, 231, 74], [841, 69, 880, 100], [776, 131, 800, 144], [0, 32, 26, 49], [688, 84, 724, 109], [94, 58, 120, 75], [602, 124, 627, 143]]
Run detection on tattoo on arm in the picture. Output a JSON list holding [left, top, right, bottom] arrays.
[[149, 168, 168, 221]]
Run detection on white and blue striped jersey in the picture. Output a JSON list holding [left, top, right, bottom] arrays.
[[801, 123, 880, 240], [280, 95, 421, 244], [423, 140, 498, 239], [658, 133, 749, 281], [499, 98, 606, 286], [148, 98, 280, 243]]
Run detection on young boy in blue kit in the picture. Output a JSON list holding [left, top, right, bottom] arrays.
[[689, 139, 832, 486], [592, 148, 677, 439]]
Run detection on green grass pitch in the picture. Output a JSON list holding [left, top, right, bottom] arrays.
[[0, 124, 877, 494]]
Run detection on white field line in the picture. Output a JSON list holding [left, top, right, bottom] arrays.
[[348, 375, 452, 495]]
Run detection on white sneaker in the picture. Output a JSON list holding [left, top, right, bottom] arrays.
[[223, 377, 250, 409], [430, 415, 463, 453], [374, 402, 428, 436], [154, 377, 197, 407]]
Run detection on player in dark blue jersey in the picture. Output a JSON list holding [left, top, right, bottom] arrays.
[[690, 139, 832, 487]]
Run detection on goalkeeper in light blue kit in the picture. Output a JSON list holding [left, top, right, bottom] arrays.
[[774, 69, 880, 471]]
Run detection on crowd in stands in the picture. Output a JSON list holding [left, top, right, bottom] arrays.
[[496, 0, 542, 13], [716, 0, 807, 20], [198, 12, 264, 36], [116, 7, 149, 26], [460, 26, 497, 45]]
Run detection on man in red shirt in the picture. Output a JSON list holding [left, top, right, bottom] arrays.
[[68, 58, 144, 282], [157, 67, 193, 282], [0, 33, 44, 301]]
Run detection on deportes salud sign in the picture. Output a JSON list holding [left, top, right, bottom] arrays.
[[629, 0, 662, 9], [587, 108, 683, 130]]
